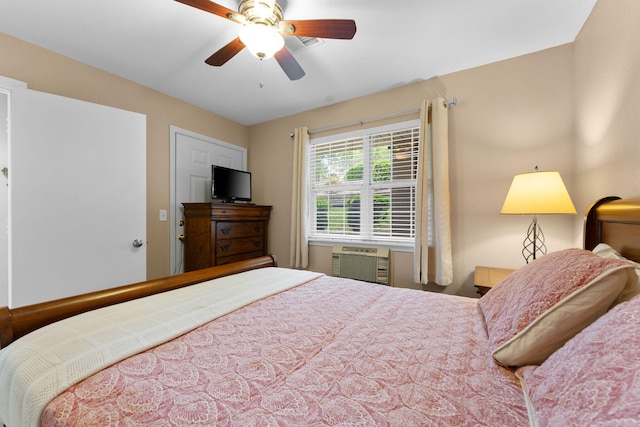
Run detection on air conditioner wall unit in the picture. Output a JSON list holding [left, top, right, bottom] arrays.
[[331, 246, 390, 285]]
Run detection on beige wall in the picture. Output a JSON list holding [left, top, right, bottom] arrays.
[[250, 44, 576, 296], [0, 33, 248, 280], [573, 0, 640, 206], [252, 0, 640, 297]]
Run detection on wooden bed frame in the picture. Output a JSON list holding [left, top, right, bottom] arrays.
[[0, 255, 277, 348], [584, 197, 640, 262], [2, 196, 640, 350]]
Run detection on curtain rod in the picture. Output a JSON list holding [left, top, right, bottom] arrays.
[[291, 97, 457, 138]]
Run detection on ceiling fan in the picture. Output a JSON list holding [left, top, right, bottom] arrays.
[[176, 0, 357, 80]]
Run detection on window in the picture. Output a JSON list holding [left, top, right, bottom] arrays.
[[308, 120, 420, 246]]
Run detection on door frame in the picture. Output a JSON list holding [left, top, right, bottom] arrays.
[[169, 125, 247, 275]]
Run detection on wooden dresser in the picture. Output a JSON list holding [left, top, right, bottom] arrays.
[[182, 203, 272, 271]]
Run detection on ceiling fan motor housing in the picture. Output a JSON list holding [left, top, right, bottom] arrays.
[[239, 0, 283, 26]]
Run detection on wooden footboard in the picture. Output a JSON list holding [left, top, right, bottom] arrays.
[[0, 255, 277, 348]]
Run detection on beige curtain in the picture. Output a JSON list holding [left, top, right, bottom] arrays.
[[414, 98, 453, 286], [289, 127, 310, 269]]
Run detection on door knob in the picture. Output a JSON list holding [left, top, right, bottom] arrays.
[[132, 239, 144, 248]]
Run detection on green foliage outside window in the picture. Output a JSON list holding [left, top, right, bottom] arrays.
[[343, 159, 392, 232], [345, 159, 391, 182], [316, 196, 329, 230]]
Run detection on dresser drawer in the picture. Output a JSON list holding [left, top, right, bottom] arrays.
[[216, 221, 264, 238], [211, 205, 271, 219], [216, 237, 264, 257]]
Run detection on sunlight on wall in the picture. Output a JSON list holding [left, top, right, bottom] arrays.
[[573, 0, 640, 205], [575, 42, 633, 149]]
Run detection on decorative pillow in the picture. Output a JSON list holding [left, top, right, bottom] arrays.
[[592, 243, 640, 302], [478, 248, 637, 367], [517, 294, 640, 425]]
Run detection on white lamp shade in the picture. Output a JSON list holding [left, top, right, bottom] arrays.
[[239, 23, 284, 59], [501, 170, 577, 215]]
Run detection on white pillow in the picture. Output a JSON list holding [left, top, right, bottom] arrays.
[[592, 243, 640, 302]]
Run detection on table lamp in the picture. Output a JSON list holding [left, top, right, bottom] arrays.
[[501, 166, 576, 263]]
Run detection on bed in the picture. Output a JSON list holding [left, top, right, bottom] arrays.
[[1, 196, 640, 426]]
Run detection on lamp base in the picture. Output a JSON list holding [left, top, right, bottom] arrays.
[[522, 216, 546, 263]]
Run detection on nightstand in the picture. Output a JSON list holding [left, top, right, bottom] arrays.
[[474, 266, 516, 296]]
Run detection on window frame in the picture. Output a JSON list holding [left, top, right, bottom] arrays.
[[307, 119, 420, 250]]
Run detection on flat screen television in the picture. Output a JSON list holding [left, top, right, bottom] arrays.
[[211, 165, 252, 202]]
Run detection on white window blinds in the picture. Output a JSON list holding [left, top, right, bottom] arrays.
[[309, 121, 420, 245]]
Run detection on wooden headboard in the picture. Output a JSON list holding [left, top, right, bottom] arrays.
[[584, 196, 640, 263], [0, 255, 278, 348]]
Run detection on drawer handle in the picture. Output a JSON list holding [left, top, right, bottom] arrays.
[[221, 227, 231, 234], [254, 225, 262, 232], [221, 244, 231, 252], [252, 240, 261, 247]]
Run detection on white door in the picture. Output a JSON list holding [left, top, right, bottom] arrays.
[[0, 91, 8, 308], [170, 126, 246, 274], [9, 87, 146, 307]]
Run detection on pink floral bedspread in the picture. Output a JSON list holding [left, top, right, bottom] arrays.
[[42, 276, 527, 426]]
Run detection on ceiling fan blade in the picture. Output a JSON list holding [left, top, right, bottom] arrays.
[[275, 48, 305, 81], [175, 0, 244, 23], [279, 19, 356, 39], [205, 38, 245, 66]]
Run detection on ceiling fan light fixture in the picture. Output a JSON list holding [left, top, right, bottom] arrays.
[[177, 0, 356, 80], [239, 23, 284, 59]]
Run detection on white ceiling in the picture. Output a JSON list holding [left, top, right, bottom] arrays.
[[0, 0, 596, 125]]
